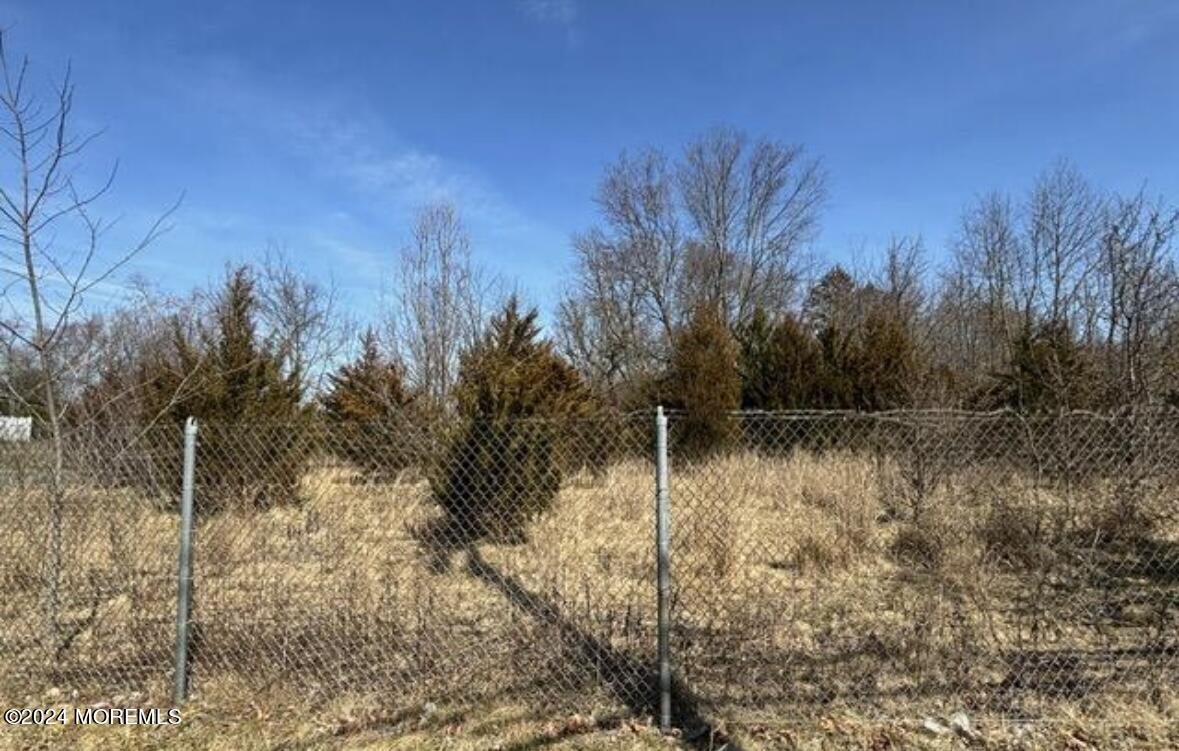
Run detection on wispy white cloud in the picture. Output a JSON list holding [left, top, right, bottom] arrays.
[[518, 0, 580, 45], [992, 1, 1179, 71], [130, 52, 567, 310], [185, 55, 538, 230], [270, 104, 556, 249], [519, 0, 577, 27], [306, 233, 385, 284]]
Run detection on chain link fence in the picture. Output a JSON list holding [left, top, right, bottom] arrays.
[[1, 410, 1176, 729], [0, 423, 183, 703], [0, 414, 657, 717], [668, 410, 1179, 726]]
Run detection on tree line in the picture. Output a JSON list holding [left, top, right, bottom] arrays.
[[3, 35, 1179, 455], [560, 140, 1179, 417]]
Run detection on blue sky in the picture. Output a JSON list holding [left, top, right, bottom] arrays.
[[2, 1, 1177, 319]]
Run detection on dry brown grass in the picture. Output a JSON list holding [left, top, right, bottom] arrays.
[[2, 444, 1177, 746], [1, 696, 1176, 750], [656, 448, 1178, 728]]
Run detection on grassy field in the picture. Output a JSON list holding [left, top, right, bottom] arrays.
[[1, 429, 1177, 748]]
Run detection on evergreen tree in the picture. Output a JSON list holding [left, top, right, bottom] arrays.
[[804, 269, 922, 411], [668, 304, 741, 458], [737, 308, 776, 410], [433, 296, 590, 543], [815, 320, 858, 409], [140, 266, 307, 510], [322, 329, 414, 478], [205, 267, 303, 420], [323, 329, 410, 423], [806, 266, 858, 334], [738, 308, 822, 410], [979, 320, 1093, 411], [852, 308, 918, 410]]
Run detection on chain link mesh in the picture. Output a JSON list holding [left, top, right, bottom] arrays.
[[1, 409, 1176, 729], [667, 409, 1179, 726], [0, 424, 182, 703], [0, 415, 657, 717]]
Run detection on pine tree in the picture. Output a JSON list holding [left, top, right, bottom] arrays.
[[806, 266, 858, 333], [205, 267, 303, 420], [736, 308, 823, 451], [739, 309, 823, 411], [323, 329, 410, 422], [140, 266, 307, 510], [853, 308, 918, 410], [737, 308, 776, 410], [804, 269, 921, 411], [322, 329, 414, 478], [979, 320, 1093, 412], [433, 297, 590, 543], [668, 304, 741, 458]]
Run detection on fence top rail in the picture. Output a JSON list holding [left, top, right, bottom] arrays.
[[8, 407, 1179, 441], [659, 406, 1179, 422]]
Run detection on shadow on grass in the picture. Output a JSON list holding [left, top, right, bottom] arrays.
[[464, 547, 740, 751], [1091, 536, 1179, 587]]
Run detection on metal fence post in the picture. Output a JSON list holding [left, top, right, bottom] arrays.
[[173, 417, 198, 704], [655, 406, 672, 730]]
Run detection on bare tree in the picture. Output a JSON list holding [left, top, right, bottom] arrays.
[[950, 190, 1023, 372], [927, 267, 992, 401], [874, 235, 928, 327], [1097, 191, 1179, 403], [559, 127, 826, 389], [555, 238, 653, 396], [68, 281, 205, 427], [257, 247, 351, 397], [679, 127, 826, 325], [950, 164, 1105, 360], [387, 202, 500, 410], [1023, 161, 1105, 332], [940, 163, 1179, 408], [594, 149, 685, 347], [0, 32, 177, 651]]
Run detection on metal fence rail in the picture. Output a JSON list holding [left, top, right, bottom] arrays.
[[0, 409, 1176, 729]]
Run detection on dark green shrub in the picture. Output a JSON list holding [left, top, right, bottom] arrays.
[[736, 308, 825, 453], [139, 266, 309, 511], [667, 305, 741, 459], [853, 308, 918, 410], [321, 329, 416, 480], [977, 320, 1095, 411], [737, 308, 822, 411], [432, 297, 590, 542], [814, 308, 918, 411]]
